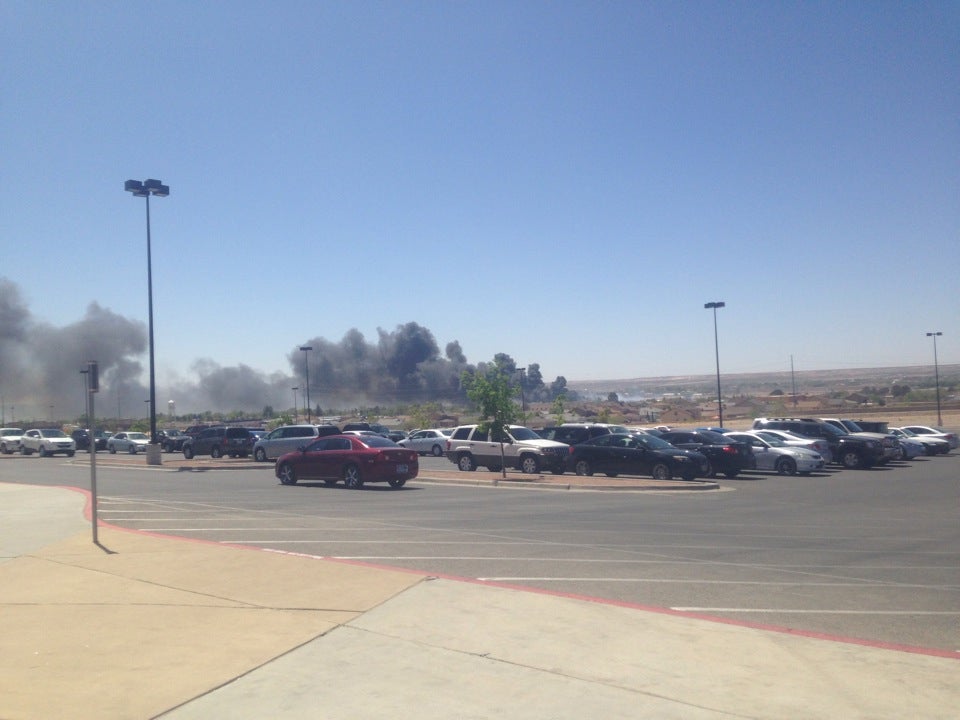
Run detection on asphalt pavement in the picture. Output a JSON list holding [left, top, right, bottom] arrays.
[[1, 468, 958, 719]]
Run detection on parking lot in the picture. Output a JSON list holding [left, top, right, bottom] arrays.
[[2, 450, 958, 654]]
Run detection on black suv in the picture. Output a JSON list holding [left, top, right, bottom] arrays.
[[182, 426, 253, 459], [751, 417, 884, 469], [157, 429, 189, 452], [71, 428, 110, 452], [537, 424, 628, 445]]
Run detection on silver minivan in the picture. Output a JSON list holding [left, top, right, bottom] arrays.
[[252, 424, 340, 461]]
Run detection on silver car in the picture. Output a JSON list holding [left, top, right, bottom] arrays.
[[0, 427, 24, 454], [108, 432, 150, 454], [397, 428, 452, 457], [725, 432, 825, 476], [750, 429, 833, 464], [252, 424, 341, 462]]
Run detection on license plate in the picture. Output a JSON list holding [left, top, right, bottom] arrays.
[[396, 464, 408, 473]]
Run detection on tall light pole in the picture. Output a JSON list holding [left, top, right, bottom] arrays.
[[299, 346, 313, 423], [80, 369, 90, 432], [291, 386, 299, 423], [704, 301, 726, 428], [926, 331, 943, 426], [125, 178, 169, 465]]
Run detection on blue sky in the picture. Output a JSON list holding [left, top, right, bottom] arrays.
[[2, 0, 957, 392]]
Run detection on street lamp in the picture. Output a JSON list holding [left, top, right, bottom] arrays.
[[704, 301, 726, 428], [125, 178, 169, 464], [291, 386, 299, 423], [299, 346, 313, 423], [926, 332, 943, 426]]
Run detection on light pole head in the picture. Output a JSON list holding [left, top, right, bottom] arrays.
[[926, 332, 942, 337], [299, 345, 313, 352], [124, 179, 147, 196], [704, 301, 726, 310], [143, 179, 170, 196]]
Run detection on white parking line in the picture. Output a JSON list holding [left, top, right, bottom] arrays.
[[672, 608, 960, 615]]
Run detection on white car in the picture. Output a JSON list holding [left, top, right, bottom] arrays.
[[890, 427, 950, 456], [899, 425, 958, 450], [889, 433, 924, 460], [748, 429, 833, 464], [20, 428, 76, 457], [108, 432, 151, 454], [725, 432, 825, 476], [0, 427, 24, 454], [397, 428, 452, 457]]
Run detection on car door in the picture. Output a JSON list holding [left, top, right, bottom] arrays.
[[470, 428, 502, 468], [620, 436, 655, 475], [733, 434, 772, 471], [581, 435, 618, 474]]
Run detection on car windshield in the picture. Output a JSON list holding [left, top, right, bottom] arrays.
[[821, 423, 845, 438], [1, 429, 22, 437], [43, 429, 67, 438], [896, 428, 916, 437], [843, 420, 864, 432], [360, 436, 397, 448], [634, 434, 674, 450], [128, 433, 149, 440], [508, 427, 540, 441], [697, 430, 730, 443]]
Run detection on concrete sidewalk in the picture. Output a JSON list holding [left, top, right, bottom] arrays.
[[1, 482, 957, 719]]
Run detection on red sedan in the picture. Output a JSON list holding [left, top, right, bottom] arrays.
[[275, 434, 418, 489]]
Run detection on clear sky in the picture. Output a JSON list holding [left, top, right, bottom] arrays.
[[2, 1, 957, 399]]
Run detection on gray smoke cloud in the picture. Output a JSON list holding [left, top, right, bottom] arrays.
[[3, 278, 570, 424]]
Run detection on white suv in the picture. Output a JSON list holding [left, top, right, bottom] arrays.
[[0, 428, 24, 454], [444, 424, 569, 474], [20, 428, 76, 457]]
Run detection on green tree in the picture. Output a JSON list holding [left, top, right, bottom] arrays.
[[462, 365, 519, 479], [551, 393, 567, 425]]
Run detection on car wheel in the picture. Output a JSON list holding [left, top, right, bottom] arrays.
[[651, 462, 672, 480], [520, 455, 540, 474], [388, 478, 406, 489], [431, 444, 443, 457], [109, 445, 116, 454], [681, 471, 696, 481], [211, 447, 223, 459], [775, 457, 797, 476], [128, 445, 137, 454], [840, 450, 862, 469], [457, 454, 476, 472], [343, 464, 364, 489], [39, 446, 49, 457], [183, 446, 194, 459], [704, 460, 716, 478], [254, 447, 267, 462], [66, 451, 75, 457], [573, 459, 592, 476], [277, 462, 297, 485], [20, 445, 30, 455]]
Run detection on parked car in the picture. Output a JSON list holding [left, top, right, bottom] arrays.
[[398, 428, 450, 456], [253, 424, 341, 462], [751, 418, 884, 469], [0, 427, 25, 454], [888, 432, 925, 460], [157, 429, 189, 452], [386, 430, 407, 443], [656, 429, 753, 478], [890, 427, 950, 456], [71, 428, 110, 452], [745, 428, 833, 463], [899, 425, 958, 450], [536, 423, 629, 445], [444, 424, 570, 474], [20, 428, 76, 457], [818, 418, 900, 464], [275, 434, 418, 489], [724, 431, 825, 475], [339, 422, 389, 437], [566, 432, 708, 480], [182, 426, 254, 459], [108, 431, 151, 454]]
